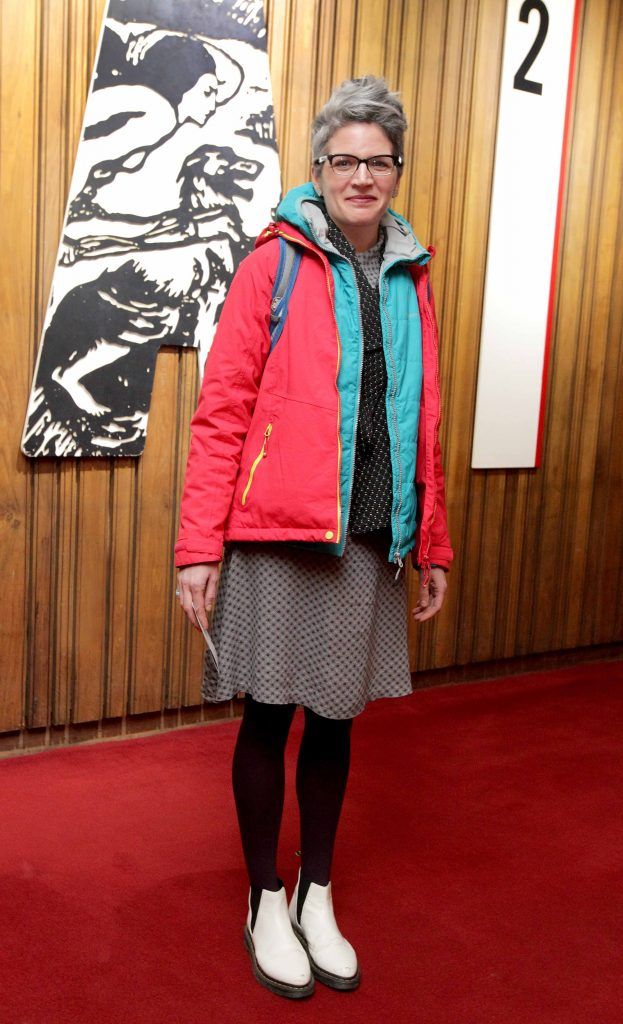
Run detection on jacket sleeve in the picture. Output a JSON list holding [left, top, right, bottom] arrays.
[[411, 269, 454, 573], [418, 432, 454, 571], [174, 247, 275, 567]]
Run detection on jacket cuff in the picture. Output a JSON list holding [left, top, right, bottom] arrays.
[[410, 550, 452, 572], [174, 539, 223, 567]]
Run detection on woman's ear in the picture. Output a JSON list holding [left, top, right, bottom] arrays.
[[311, 164, 323, 197]]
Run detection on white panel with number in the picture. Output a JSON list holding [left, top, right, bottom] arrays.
[[471, 0, 580, 469]]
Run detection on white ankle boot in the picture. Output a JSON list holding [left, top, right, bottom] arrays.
[[288, 869, 360, 990], [244, 883, 314, 999]]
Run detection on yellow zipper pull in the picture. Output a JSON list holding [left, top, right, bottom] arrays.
[[241, 423, 273, 506]]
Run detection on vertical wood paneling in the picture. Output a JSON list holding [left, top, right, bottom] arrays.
[[132, 351, 178, 713], [73, 464, 109, 721], [28, 0, 67, 730], [430, 0, 507, 668], [106, 461, 136, 717], [533, 0, 610, 654], [1, 0, 622, 748], [1, 0, 39, 730], [330, 1, 358, 86], [560, 0, 620, 648], [69, 0, 110, 724], [353, 0, 388, 72]]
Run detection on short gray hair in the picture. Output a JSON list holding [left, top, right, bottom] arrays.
[[311, 75, 408, 174]]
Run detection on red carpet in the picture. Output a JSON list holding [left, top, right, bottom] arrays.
[[1, 661, 621, 1024]]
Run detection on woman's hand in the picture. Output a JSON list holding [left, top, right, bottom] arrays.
[[412, 567, 448, 623], [176, 562, 220, 631]]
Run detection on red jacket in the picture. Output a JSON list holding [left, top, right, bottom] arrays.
[[175, 222, 453, 584]]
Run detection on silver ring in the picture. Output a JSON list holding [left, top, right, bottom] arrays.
[[175, 588, 180, 597]]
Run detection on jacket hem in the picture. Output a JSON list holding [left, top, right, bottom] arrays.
[[224, 526, 339, 543]]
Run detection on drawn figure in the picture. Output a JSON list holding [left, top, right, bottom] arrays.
[[70, 19, 243, 222]]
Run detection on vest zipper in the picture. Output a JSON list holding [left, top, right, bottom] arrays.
[[380, 272, 405, 574], [241, 423, 272, 505], [303, 222, 371, 550]]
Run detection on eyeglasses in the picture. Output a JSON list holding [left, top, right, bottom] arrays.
[[313, 153, 403, 177]]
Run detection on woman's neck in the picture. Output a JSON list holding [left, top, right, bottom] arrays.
[[338, 223, 381, 253]]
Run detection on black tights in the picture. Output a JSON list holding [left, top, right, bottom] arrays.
[[232, 694, 353, 891]]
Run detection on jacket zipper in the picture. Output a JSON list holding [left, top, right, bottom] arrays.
[[345, 271, 365, 543], [381, 271, 405, 579], [267, 226, 342, 543], [241, 423, 272, 505]]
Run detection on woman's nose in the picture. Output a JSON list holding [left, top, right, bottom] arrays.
[[352, 161, 374, 184]]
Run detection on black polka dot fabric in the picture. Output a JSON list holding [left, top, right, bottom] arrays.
[[324, 216, 393, 534], [200, 529, 412, 719]]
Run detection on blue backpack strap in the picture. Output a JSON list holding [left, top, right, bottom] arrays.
[[269, 237, 302, 351]]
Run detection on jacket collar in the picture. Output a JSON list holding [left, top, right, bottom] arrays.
[[275, 182, 431, 268]]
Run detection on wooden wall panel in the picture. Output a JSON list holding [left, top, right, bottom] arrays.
[[1, 0, 622, 749], [1, 0, 39, 732]]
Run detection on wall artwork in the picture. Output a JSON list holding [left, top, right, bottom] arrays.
[[22, 0, 281, 457]]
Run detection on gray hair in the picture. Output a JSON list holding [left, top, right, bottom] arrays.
[[311, 75, 408, 174]]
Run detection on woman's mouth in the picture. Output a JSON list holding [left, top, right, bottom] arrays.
[[346, 196, 376, 205]]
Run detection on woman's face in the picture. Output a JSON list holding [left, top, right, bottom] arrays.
[[177, 73, 218, 126], [312, 121, 400, 239]]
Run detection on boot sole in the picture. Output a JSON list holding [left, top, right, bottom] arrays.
[[292, 921, 361, 991], [243, 926, 315, 999]]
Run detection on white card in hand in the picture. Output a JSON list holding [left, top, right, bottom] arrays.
[[192, 601, 219, 672]]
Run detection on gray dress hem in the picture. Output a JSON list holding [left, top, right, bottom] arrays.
[[200, 684, 414, 721]]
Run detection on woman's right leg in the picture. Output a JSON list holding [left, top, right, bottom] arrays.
[[231, 693, 297, 890], [233, 695, 313, 998]]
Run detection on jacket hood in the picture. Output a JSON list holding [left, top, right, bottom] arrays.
[[275, 182, 431, 266]]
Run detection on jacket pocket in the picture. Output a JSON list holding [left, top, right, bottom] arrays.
[[241, 423, 273, 506]]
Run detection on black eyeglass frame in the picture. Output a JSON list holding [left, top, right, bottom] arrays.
[[313, 153, 404, 176]]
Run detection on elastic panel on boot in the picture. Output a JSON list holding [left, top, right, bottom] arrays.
[[249, 887, 262, 932], [296, 876, 313, 924], [250, 878, 284, 932]]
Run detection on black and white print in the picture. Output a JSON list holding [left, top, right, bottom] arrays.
[[22, 0, 280, 457]]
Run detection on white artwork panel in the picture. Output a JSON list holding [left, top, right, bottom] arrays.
[[22, 0, 281, 457], [472, 0, 581, 468]]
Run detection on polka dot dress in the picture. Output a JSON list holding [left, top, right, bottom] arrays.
[[201, 528, 412, 719]]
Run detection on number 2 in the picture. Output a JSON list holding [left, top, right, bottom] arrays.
[[514, 0, 550, 95]]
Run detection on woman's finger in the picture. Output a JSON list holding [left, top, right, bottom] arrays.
[[414, 581, 430, 612], [413, 575, 447, 621], [176, 577, 200, 629], [182, 593, 199, 629], [205, 571, 218, 613], [190, 582, 209, 630]]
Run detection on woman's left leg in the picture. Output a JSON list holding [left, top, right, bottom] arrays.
[[295, 705, 353, 886], [291, 705, 360, 989]]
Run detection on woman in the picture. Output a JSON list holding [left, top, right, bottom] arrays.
[[175, 75, 453, 1000]]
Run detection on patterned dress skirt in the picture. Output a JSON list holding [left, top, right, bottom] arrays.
[[201, 527, 413, 720]]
